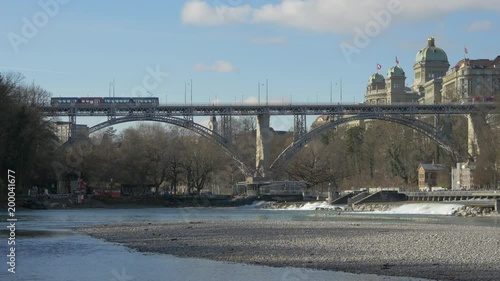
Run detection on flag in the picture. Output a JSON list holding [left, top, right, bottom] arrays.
[[377, 63, 382, 70], [464, 47, 468, 54], [396, 56, 399, 64]]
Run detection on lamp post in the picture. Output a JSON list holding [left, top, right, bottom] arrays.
[[265, 79, 269, 105], [330, 82, 333, 104], [258, 82, 265, 105], [340, 78, 343, 104], [185, 80, 193, 105], [258, 82, 260, 105]]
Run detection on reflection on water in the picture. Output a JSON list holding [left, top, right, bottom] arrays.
[[2, 207, 495, 281]]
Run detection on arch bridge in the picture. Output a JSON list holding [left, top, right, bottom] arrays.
[[43, 102, 497, 178]]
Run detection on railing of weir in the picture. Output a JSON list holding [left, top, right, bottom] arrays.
[[402, 190, 500, 197]]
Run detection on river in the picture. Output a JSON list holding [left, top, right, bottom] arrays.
[[1, 204, 498, 281]]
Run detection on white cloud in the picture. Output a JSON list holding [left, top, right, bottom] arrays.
[[181, 0, 252, 25], [248, 36, 287, 45], [193, 60, 236, 73], [181, 0, 500, 33], [466, 21, 493, 32]]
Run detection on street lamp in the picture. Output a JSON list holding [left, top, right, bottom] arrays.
[[258, 82, 265, 105], [184, 80, 193, 105], [266, 79, 269, 105], [333, 79, 343, 104], [330, 82, 333, 104]]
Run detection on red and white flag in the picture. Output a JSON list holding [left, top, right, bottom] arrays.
[[377, 63, 382, 70], [396, 56, 399, 64]]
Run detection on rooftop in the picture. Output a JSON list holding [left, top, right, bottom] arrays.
[[419, 163, 448, 172]]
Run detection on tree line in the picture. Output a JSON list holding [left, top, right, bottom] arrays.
[[286, 111, 500, 191], [0, 73, 58, 198]]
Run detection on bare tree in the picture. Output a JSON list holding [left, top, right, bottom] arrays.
[[286, 139, 346, 189], [182, 138, 224, 195], [0, 72, 59, 195]]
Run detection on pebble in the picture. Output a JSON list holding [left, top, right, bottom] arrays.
[[78, 220, 500, 281]]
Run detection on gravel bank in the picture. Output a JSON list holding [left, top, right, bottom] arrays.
[[78, 220, 500, 281]]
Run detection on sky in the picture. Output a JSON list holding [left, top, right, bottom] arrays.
[[1, 0, 499, 130]]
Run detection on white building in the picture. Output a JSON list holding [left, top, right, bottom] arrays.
[[54, 121, 89, 143], [451, 162, 476, 190]]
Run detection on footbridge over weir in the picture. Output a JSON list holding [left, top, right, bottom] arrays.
[[403, 190, 500, 202], [337, 190, 500, 212], [43, 102, 497, 177]]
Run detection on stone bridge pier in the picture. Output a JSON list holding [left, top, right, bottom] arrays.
[[467, 113, 481, 157], [256, 114, 271, 178]]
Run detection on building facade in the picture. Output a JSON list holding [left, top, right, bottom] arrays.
[[365, 37, 500, 105], [442, 57, 500, 103], [54, 121, 89, 143], [418, 163, 450, 191], [451, 162, 476, 190], [365, 66, 420, 105], [412, 37, 450, 94]]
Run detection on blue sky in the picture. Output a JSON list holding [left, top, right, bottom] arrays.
[[1, 0, 499, 129]]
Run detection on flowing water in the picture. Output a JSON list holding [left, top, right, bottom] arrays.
[[1, 203, 498, 281]]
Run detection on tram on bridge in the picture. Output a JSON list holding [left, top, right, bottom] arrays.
[[51, 97, 159, 106]]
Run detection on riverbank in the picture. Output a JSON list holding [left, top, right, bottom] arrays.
[[79, 220, 500, 281], [17, 195, 256, 209]]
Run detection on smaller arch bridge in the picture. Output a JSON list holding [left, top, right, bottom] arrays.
[[87, 115, 253, 177], [271, 114, 468, 169]]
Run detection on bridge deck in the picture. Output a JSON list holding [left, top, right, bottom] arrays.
[[42, 103, 497, 117]]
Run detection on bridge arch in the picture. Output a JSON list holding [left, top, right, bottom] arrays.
[[271, 114, 467, 169], [87, 115, 252, 176]]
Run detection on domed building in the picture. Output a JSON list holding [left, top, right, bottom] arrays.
[[365, 72, 387, 104], [413, 37, 450, 93], [365, 36, 499, 105], [366, 37, 451, 105], [365, 64, 419, 104]]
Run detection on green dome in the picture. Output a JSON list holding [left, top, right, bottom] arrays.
[[415, 37, 448, 63], [387, 65, 405, 78], [369, 72, 385, 83]]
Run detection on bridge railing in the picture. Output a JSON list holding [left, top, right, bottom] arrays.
[[403, 190, 500, 197]]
